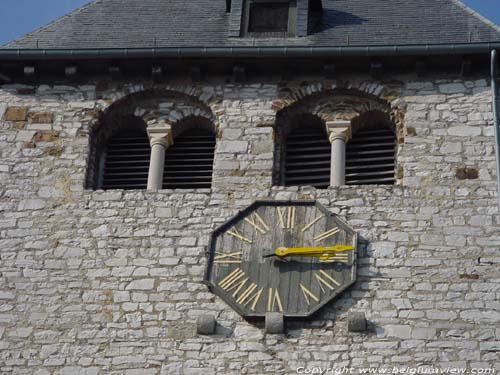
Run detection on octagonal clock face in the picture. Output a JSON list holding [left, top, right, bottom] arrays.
[[204, 201, 357, 318]]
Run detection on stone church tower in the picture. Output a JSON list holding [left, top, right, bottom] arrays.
[[0, 0, 500, 373]]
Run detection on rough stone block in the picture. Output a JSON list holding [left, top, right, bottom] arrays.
[[217, 141, 248, 153], [179, 237, 197, 246], [34, 131, 59, 142], [480, 342, 500, 351], [461, 310, 500, 323], [126, 279, 155, 290], [133, 228, 156, 237], [385, 324, 411, 339], [447, 126, 481, 137], [29, 112, 54, 124], [412, 327, 437, 339], [124, 369, 158, 375], [456, 167, 479, 180], [18, 199, 45, 210], [113, 291, 130, 303], [37, 186, 63, 198], [26, 124, 52, 131], [197, 314, 216, 335], [156, 207, 173, 218], [0, 104, 6, 120], [9, 327, 33, 338], [4, 107, 28, 121], [15, 130, 37, 142], [439, 83, 466, 94], [223, 128, 243, 140], [440, 142, 462, 154], [93, 191, 122, 201], [0, 291, 15, 300], [426, 310, 456, 320], [348, 312, 367, 332], [265, 312, 284, 334], [388, 231, 409, 242], [214, 160, 240, 170], [249, 352, 273, 361]]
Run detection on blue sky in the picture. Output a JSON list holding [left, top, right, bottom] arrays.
[[0, 0, 499, 46]]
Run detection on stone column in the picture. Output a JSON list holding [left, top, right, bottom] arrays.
[[147, 125, 173, 191], [326, 121, 352, 187]]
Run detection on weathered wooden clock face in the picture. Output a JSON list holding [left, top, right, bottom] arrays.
[[204, 201, 357, 318]]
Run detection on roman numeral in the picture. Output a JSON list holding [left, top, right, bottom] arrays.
[[218, 268, 263, 311], [314, 227, 340, 242], [302, 214, 325, 233], [249, 288, 264, 311], [300, 283, 319, 305], [235, 283, 264, 310], [315, 272, 335, 293], [319, 270, 340, 287], [244, 212, 270, 234], [227, 227, 252, 244], [267, 288, 284, 312], [319, 253, 349, 263], [277, 207, 296, 229], [219, 268, 245, 290], [230, 276, 250, 297], [214, 251, 243, 264]]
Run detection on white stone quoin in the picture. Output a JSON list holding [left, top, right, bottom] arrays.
[[146, 124, 173, 190], [326, 120, 352, 187]]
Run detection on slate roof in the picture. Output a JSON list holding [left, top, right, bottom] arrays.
[[3, 0, 500, 49]]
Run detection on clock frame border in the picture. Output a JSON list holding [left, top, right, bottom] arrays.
[[203, 200, 358, 319]]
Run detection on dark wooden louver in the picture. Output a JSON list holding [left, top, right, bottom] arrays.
[[163, 129, 215, 189], [102, 130, 151, 190], [346, 124, 396, 185], [284, 122, 330, 188]]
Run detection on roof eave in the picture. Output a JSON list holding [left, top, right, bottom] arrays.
[[1, 42, 500, 61]]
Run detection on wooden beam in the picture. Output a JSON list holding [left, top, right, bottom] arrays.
[[23, 65, 36, 79], [108, 66, 122, 81], [310, 0, 323, 12], [65, 65, 78, 80], [280, 66, 294, 81], [152, 65, 163, 82], [461, 58, 472, 77], [190, 66, 202, 82], [370, 61, 383, 79], [0, 72, 12, 83], [233, 64, 246, 82], [415, 60, 427, 77], [323, 62, 336, 79]]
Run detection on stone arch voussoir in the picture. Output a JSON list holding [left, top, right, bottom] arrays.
[[275, 82, 393, 121], [91, 86, 222, 137]]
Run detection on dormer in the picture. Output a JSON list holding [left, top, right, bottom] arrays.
[[228, 0, 322, 38]]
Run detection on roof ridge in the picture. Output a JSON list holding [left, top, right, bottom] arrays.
[[450, 0, 500, 37], [2, 0, 103, 48]]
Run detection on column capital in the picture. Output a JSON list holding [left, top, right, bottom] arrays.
[[147, 124, 174, 148], [326, 121, 352, 143]]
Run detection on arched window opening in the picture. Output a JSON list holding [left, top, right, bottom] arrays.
[[283, 114, 330, 188], [163, 120, 216, 189], [346, 120, 396, 185], [98, 117, 151, 190], [101, 130, 151, 190]]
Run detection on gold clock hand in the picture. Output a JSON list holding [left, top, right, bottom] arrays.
[[274, 245, 354, 258]]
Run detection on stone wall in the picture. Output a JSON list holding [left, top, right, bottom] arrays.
[[0, 76, 499, 374]]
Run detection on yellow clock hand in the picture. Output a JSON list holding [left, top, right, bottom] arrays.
[[274, 245, 354, 258]]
